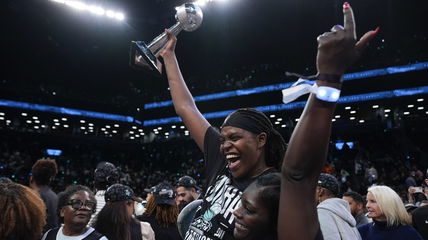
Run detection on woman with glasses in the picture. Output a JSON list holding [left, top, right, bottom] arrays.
[[42, 185, 107, 240]]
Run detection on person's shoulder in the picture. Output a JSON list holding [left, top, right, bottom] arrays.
[[205, 126, 220, 142], [399, 224, 421, 232], [137, 214, 155, 223], [357, 222, 372, 231], [85, 227, 108, 240], [140, 220, 152, 229], [413, 205, 428, 215]]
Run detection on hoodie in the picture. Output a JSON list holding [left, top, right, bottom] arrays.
[[317, 198, 362, 240]]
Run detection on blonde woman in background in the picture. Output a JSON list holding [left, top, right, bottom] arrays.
[[358, 185, 423, 239]]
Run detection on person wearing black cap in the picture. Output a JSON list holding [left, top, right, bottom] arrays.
[[90, 161, 120, 225], [137, 182, 181, 240], [93, 183, 155, 240], [175, 176, 201, 211], [316, 173, 361, 239]]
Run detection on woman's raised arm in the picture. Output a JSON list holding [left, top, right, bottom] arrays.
[[278, 3, 378, 240], [159, 31, 210, 151]]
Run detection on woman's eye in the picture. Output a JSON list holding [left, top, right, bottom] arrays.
[[230, 136, 240, 141], [244, 205, 255, 214]]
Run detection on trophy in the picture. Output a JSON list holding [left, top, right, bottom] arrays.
[[130, 3, 203, 75]]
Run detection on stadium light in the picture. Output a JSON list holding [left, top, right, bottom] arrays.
[[49, 0, 125, 21], [88, 5, 105, 15]]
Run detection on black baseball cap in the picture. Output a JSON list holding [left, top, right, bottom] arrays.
[[153, 182, 177, 206], [144, 186, 155, 194], [318, 173, 339, 196], [105, 184, 141, 202], [175, 176, 200, 190], [94, 162, 119, 185]]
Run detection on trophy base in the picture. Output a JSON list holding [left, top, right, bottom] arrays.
[[129, 41, 161, 77]]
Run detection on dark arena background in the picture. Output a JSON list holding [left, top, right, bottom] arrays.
[[1, 0, 427, 198]]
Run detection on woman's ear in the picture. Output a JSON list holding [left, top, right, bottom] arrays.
[[257, 132, 267, 149], [60, 207, 65, 217]]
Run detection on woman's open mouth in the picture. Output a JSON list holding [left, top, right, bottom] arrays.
[[226, 154, 241, 171]]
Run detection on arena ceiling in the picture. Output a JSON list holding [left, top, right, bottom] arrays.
[[1, 0, 427, 120]]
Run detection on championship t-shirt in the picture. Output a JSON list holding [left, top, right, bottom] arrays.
[[184, 127, 276, 240]]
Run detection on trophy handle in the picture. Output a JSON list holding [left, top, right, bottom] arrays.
[[129, 23, 183, 76], [148, 22, 183, 56]]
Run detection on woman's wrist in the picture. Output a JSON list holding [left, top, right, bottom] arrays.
[[316, 73, 343, 89]]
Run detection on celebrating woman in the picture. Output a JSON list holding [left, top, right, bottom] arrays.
[[158, 30, 286, 240]]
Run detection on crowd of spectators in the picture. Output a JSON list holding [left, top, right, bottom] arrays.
[[1, 119, 427, 203]]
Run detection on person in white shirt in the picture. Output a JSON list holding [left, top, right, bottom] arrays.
[[89, 162, 120, 226], [42, 185, 107, 240]]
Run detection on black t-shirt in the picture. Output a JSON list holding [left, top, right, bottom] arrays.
[[184, 127, 277, 240], [138, 214, 182, 240], [39, 187, 59, 233]]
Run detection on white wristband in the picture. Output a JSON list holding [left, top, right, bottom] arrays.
[[282, 79, 341, 104], [315, 86, 341, 102]]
